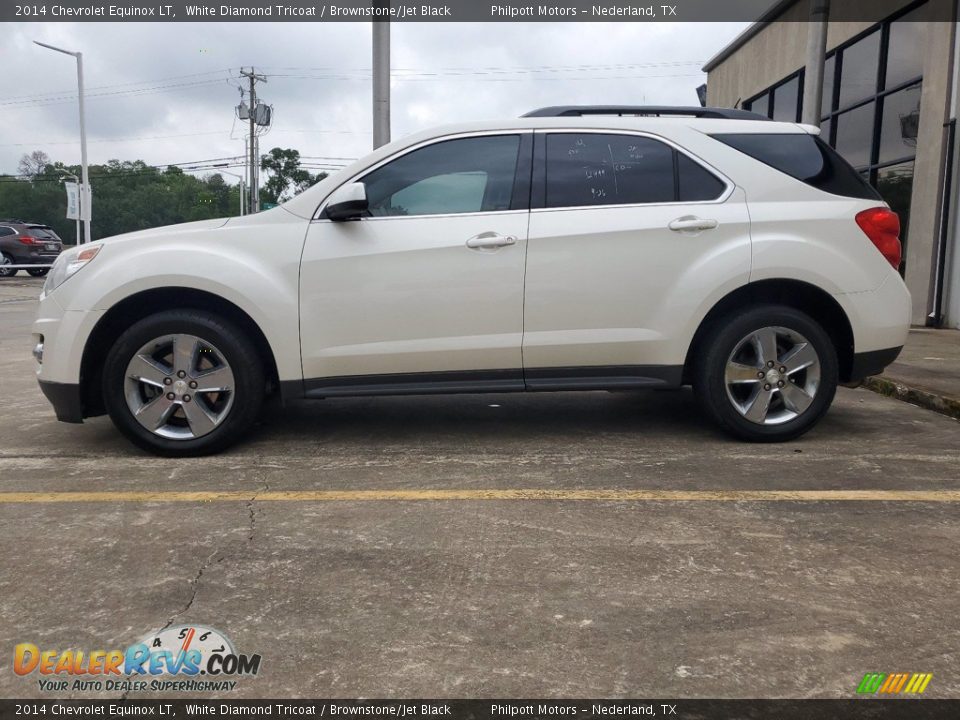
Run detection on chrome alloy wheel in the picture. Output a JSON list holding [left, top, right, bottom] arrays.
[[0, 255, 13, 277], [723, 326, 821, 426], [124, 334, 235, 440]]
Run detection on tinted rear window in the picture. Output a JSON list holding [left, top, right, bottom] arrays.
[[27, 225, 60, 240], [711, 133, 881, 200]]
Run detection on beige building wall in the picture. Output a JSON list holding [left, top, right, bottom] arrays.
[[706, 1, 957, 325]]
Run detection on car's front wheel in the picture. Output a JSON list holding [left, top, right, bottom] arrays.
[[0, 254, 17, 277], [694, 305, 838, 442], [103, 310, 265, 456]]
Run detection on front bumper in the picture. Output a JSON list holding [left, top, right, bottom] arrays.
[[38, 380, 84, 423], [33, 292, 106, 423]]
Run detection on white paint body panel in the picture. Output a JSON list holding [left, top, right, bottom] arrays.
[[300, 212, 528, 379], [524, 188, 751, 368], [34, 210, 307, 385]]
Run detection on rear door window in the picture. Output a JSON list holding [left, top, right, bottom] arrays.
[[544, 133, 727, 209]]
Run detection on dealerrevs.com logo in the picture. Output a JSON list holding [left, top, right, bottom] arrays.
[[14, 625, 262, 693]]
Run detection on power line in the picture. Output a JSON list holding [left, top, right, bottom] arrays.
[[2, 60, 706, 108], [1, 68, 236, 102], [0, 130, 236, 148], [0, 78, 232, 110], [268, 71, 705, 84], [0, 158, 346, 183], [260, 60, 706, 76]]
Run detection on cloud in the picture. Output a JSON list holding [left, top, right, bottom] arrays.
[[0, 21, 749, 177]]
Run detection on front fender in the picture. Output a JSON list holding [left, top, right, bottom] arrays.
[[49, 214, 308, 382]]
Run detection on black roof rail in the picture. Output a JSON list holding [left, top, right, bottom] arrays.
[[0, 218, 26, 224], [521, 105, 769, 120]]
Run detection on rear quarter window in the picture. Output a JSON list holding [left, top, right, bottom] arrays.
[[677, 153, 727, 202], [711, 133, 881, 201]]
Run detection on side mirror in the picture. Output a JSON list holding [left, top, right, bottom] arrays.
[[325, 182, 368, 221]]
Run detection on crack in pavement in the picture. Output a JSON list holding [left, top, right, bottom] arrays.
[[247, 481, 268, 542], [118, 482, 269, 701]]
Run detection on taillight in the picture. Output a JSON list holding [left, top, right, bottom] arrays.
[[855, 207, 902, 270], [17, 235, 42, 245]]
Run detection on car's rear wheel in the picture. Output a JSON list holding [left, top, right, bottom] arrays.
[[694, 305, 838, 442], [27, 268, 49, 277], [0, 254, 17, 277], [103, 310, 265, 456]]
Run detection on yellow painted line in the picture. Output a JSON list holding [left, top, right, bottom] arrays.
[[0, 489, 959, 503]]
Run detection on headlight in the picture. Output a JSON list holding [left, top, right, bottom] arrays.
[[43, 245, 102, 294]]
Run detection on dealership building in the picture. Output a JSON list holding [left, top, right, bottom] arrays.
[[704, 0, 960, 329]]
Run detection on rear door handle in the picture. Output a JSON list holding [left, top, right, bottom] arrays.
[[466, 233, 517, 250], [668, 216, 719, 232]]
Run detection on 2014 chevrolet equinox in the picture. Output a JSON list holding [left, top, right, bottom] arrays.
[[33, 107, 910, 456]]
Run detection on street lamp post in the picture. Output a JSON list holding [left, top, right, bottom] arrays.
[[211, 165, 246, 216], [34, 40, 92, 244]]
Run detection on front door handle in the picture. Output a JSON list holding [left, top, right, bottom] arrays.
[[668, 216, 719, 233], [466, 233, 517, 250]]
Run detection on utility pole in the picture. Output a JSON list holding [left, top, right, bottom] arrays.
[[240, 67, 267, 212], [372, 7, 391, 149], [801, 0, 830, 126]]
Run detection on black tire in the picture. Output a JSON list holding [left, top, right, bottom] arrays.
[[103, 309, 266, 456], [693, 305, 838, 442], [0, 254, 17, 277], [27, 268, 49, 277]]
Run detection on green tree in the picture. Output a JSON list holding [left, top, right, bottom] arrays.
[[260, 147, 327, 204], [0, 153, 243, 244]]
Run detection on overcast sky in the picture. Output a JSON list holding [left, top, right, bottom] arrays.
[[1, 21, 749, 180]]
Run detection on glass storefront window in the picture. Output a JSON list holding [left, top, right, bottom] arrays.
[[749, 92, 770, 118], [878, 83, 921, 164], [885, 6, 926, 89], [772, 75, 800, 122], [834, 102, 875, 169], [838, 30, 881, 108]]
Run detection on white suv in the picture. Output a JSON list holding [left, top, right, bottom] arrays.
[[32, 106, 911, 456]]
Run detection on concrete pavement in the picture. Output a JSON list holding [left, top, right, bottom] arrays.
[[864, 328, 960, 419], [1, 277, 959, 699]]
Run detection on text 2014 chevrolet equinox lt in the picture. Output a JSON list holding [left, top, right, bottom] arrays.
[[32, 107, 910, 456]]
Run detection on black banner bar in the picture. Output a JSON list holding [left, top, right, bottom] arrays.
[[2, 700, 960, 720], [3, 0, 956, 23]]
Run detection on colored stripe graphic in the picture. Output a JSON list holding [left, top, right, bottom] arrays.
[[857, 672, 932, 694], [857, 673, 886, 693]]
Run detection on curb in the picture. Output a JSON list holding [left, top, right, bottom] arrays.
[[862, 376, 960, 421]]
